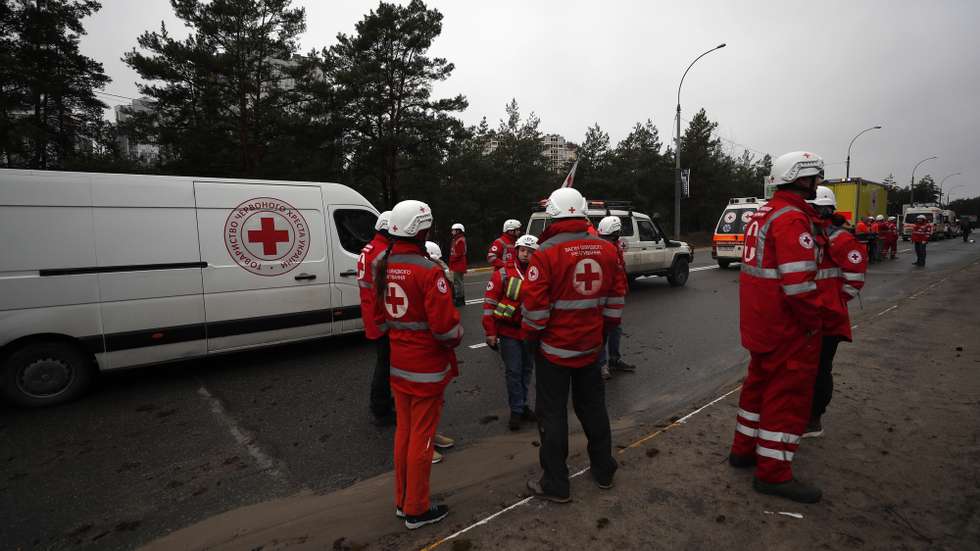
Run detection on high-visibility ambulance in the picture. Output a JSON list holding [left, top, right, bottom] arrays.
[[712, 197, 764, 269], [0, 169, 378, 407]]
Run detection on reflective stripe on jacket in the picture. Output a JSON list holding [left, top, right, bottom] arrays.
[[482, 261, 528, 340], [521, 218, 627, 367], [739, 190, 824, 353]]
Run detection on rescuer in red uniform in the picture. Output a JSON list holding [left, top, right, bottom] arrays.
[[911, 215, 933, 266], [375, 200, 463, 529], [803, 186, 868, 438], [358, 211, 395, 426], [521, 187, 627, 502], [487, 219, 521, 269], [483, 234, 540, 431], [884, 216, 899, 259], [448, 223, 468, 306], [595, 215, 635, 380], [729, 151, 828, 503]]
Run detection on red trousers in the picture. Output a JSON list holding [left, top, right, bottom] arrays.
[[393, 389, 443, 516], [882, 236, 898, 258], [731, 333, 820, 483]]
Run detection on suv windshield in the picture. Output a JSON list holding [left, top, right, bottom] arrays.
[[528, 215, 635, 237], [905, 213, 933, 223], [716, 208, 756, 234]]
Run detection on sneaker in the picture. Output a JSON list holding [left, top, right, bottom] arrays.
[[521, 407, 537, 422], [609, 359, 636, 372], [802, 418, 824, 438], [728, 453, 756, 469], [433, 434, 455, 449], [526, 479, 571, 503], [404, 504, 450, 530], [396, 507, 406, 518], [753, 477, 822, 503], [601, 364, 612, 380], [508, 412, 521, 431], [431, 450, 443, 464]]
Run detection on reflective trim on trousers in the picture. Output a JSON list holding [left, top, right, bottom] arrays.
[[782, 281, 817, 295], [602, 308, 623, 318], [736, 423, 758, 438], [539, 341, 600, 359], [388, 320, 429, 331], [433, 323, 463, 341], [390, 365, 451, 384], [758, 428, 802, 445], [756, 444, 795, 462], [741, 265, 779, 279], [777, 260, 817, 275], [843, 272, 865, 282], [737, 408, 760, 422], [553, 298, 601, 309], [815, 267, 842, 280]]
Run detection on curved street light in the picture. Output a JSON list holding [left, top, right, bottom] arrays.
[[945, 183, 966, 205], [910, 155, 937, 205], [845, 125, 882, 180], [939, 172, 962, 205], [674, 43, 726, 237]]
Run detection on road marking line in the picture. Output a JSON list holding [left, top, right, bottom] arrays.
[[875, 305, 898, 317], [765, 511, 804, 519], [196, 385, 288, 485], [421, 384, 741, 550], [469, 343, 488, 349], [691, 265, 719, 272]]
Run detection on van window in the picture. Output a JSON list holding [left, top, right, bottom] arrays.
[[905, 213, 933, 223], [334, 209, 377, 254], [637, 220, 659, 242], [716, 208, 756, 234]]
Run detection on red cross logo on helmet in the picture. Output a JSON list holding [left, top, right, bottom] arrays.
[[568, 206, 576, 214]]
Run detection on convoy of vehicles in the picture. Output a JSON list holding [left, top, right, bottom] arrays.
[[526, 200, 694, 287], [712, 197, 764, 269], [0, 169, 378, 406]]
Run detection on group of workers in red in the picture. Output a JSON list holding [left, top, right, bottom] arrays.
[[855, 214, 899, 262]]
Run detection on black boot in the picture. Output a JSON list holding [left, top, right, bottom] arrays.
[[753, 477, 822, 503], [729, 453, 756, 469]]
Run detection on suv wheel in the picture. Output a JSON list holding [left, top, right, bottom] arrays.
[[667, 257, 690, 287], [2, 341, 95, 407]]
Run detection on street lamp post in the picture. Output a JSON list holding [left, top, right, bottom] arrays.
[[945, 184, 966, 205], [845, 125, 882, 180], [675, 43, 725, 238], [938, 172, 961, 206], [910, 155, 937, 206]]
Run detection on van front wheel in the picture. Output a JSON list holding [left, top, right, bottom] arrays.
[[2, 341, 94, 407], [667, 257, 690, 287]]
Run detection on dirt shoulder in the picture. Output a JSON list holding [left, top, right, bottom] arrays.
[[141, 260, 980, 551]]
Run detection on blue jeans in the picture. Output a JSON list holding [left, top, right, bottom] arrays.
[[499, 336, 534, 414], [597, 325, 622, 366]]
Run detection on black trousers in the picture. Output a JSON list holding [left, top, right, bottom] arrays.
[[811, 335, 843, 419], [535, 353, 617, 497], [914, 242, 927, 265], [369, 335, 393, 418]]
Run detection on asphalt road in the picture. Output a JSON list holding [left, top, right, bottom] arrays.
[[2, 238, 978, 550]]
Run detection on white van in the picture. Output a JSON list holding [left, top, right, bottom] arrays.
[[0, 169, 378, 406], [901, 204, 944, 241]]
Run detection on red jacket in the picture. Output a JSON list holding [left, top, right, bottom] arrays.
[[739, 190, 825, 353], [870, 222, 881, 234], [911, 222, 933, 243], [521, 218, 627, 368], [855, 221, 869, 234], [356, 233, 390, 340], [374, 240, 463, 397], [449, 234, 467, 273], [487, 233, 516, 269], [815, 221, 868, 341], [482, 260, 530, 340], [878, 221, 896, 239]]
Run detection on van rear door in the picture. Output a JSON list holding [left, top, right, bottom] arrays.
[[327, 205, 378, 333], [194, 182, 332, 351]]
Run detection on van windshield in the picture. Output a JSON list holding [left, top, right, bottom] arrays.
[[906, 213, 933, 223], [716, 208, 756, 234]]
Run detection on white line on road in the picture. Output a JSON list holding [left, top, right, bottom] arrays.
[[468, 343, 488, 349], [197, 385, 288, 485], [875, 305, 898, 317]]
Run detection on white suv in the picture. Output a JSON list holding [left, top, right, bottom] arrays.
[[526, 200, 694, 287]]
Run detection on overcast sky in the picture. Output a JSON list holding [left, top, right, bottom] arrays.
[[80, 0, 980, 200]]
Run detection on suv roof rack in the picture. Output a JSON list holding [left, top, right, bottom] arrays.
[[529, 199, 635, 213]]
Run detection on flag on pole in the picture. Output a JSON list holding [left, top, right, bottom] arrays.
[[561, 160, 578, 188]]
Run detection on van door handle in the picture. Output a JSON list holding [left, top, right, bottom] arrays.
[[295, 273, 317, 281], [339, 269, 358, 277]]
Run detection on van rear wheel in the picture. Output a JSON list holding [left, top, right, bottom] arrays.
[[2, 341, 94, 407]]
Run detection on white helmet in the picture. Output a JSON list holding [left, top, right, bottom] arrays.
[[451, 223, 465, 232], [597, 216, 622, 236], [425, 241, 442, 259], [770, 151, 825, 185], [375, 211, 392, 231], [917, 215, 926, 221], [515, 234, 539, 250], [888, 216, 896, 221], [502, 219, 522, 232], [388, 200, 433, 237], [876, 214, 885, 221], [809, 186, 837, 208], [545, 187, 588, 219]]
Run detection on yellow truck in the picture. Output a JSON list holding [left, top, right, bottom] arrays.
[[821, 178, 889, 223]]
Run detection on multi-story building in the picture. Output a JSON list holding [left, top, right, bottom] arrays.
[[114, 97, 160, 164], [482, 133, 577, 173]]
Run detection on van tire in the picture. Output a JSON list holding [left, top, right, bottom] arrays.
[[667, 257, 690, 287], [718, 259, 732, 269], [1, 341, 94, 407]]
